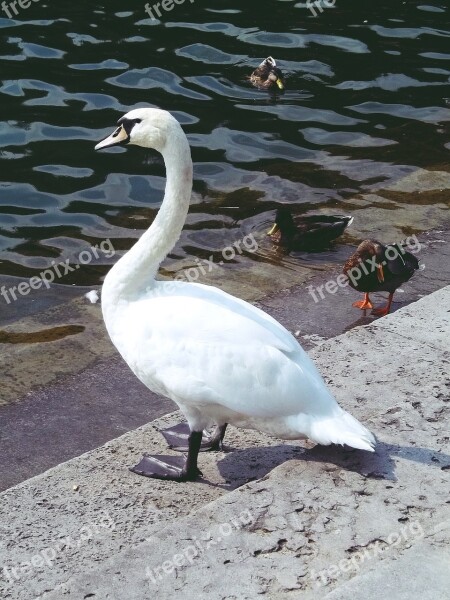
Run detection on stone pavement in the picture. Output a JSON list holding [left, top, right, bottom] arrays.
[[0, 286, 449, 600]]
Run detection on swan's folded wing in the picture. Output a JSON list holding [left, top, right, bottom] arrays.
[[145, 285, 298, 353], [122, 291, 330, 419]]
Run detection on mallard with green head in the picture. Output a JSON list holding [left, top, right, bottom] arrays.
[[343, 239, 420, 316], [250, 56, 285, 90], [268, 207, 353, 250]]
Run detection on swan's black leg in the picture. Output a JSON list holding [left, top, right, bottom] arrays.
[[209, 424, 228, 451], [130, 430, 203, 482], [161, 422, 228, 452], [184, 430, 203, 479]]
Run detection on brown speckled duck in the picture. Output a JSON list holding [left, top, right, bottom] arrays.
[[268, 208, 353, 250], [250, 56, 284, 90], [343, 239, 420, 316]]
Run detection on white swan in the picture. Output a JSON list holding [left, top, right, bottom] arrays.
[[95, 108, 375, 482]]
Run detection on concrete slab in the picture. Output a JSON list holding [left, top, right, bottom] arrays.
[[0, 286, 449, 600], [0, 413, 303, 599], [0, 295, 115, 408], [0, 355, 174, 492], [323, 538, 450, 600]]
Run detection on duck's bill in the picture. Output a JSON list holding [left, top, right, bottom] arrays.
[[276, 79, 284, 90], [268, 223, 279, 236], [95, 125, 129, 150], [376, 264, 385, 283]]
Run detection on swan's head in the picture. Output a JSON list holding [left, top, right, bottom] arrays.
[[95, 108, 179, 153]]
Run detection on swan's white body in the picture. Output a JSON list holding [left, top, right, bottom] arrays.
[[98, 108, 375, 452]]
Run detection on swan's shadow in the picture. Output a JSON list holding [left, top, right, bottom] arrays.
[[210, 441, 450, 490]]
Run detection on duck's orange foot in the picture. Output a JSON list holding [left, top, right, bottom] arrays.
[[371, 293, 394, 317], [371, 305, 390, 317], [352, 294, 373, 310], [353, 299, 373, 309]]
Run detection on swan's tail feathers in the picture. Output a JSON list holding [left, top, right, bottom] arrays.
[[309, 410, 376, 452]]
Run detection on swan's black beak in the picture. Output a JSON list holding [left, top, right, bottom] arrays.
[[95, 125, 129, 150]]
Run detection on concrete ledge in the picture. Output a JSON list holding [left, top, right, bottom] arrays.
[[1, 286, 449, 599], [323, 538, 450, 600]]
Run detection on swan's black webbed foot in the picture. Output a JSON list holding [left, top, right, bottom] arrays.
[[130, 430, 204, 482], [161, 422, 228, 452], [130, 454, 202, 482]]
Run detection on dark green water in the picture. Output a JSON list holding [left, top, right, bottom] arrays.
[[0, 0, 449, 290]]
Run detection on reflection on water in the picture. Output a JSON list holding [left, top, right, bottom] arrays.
[[0, 0, 449, 290]]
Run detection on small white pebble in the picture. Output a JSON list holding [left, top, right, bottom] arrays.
[[85, 290, 99, 304], [295, 330, 301, 337], [73, 485, 79, 492]]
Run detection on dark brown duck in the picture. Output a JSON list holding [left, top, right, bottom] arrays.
[[250, 56, 284, 90], [343, 239, 420, 316], [268, 207, 353, 250]]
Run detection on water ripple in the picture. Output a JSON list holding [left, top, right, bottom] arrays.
[[0, 1, 449, 286]]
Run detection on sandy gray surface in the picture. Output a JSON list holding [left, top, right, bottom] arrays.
[[0, 286, 448, 599]]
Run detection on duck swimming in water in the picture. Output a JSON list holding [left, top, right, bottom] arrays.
[[250, 56, 285, 90], [95, 108, 375, 483], [343, 239, 420, 316], [268, 208, 353, 251]]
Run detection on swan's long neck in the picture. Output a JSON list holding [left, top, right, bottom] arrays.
[[102, 125, 193, 304]]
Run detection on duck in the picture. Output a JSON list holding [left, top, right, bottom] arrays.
[[95, 108, 375, 483], [343, 239, 419, 317], [250, 56, 284, 90], [268, 207, 353, 250]]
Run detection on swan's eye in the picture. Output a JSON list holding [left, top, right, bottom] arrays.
[[117, 117, 143, 135]]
